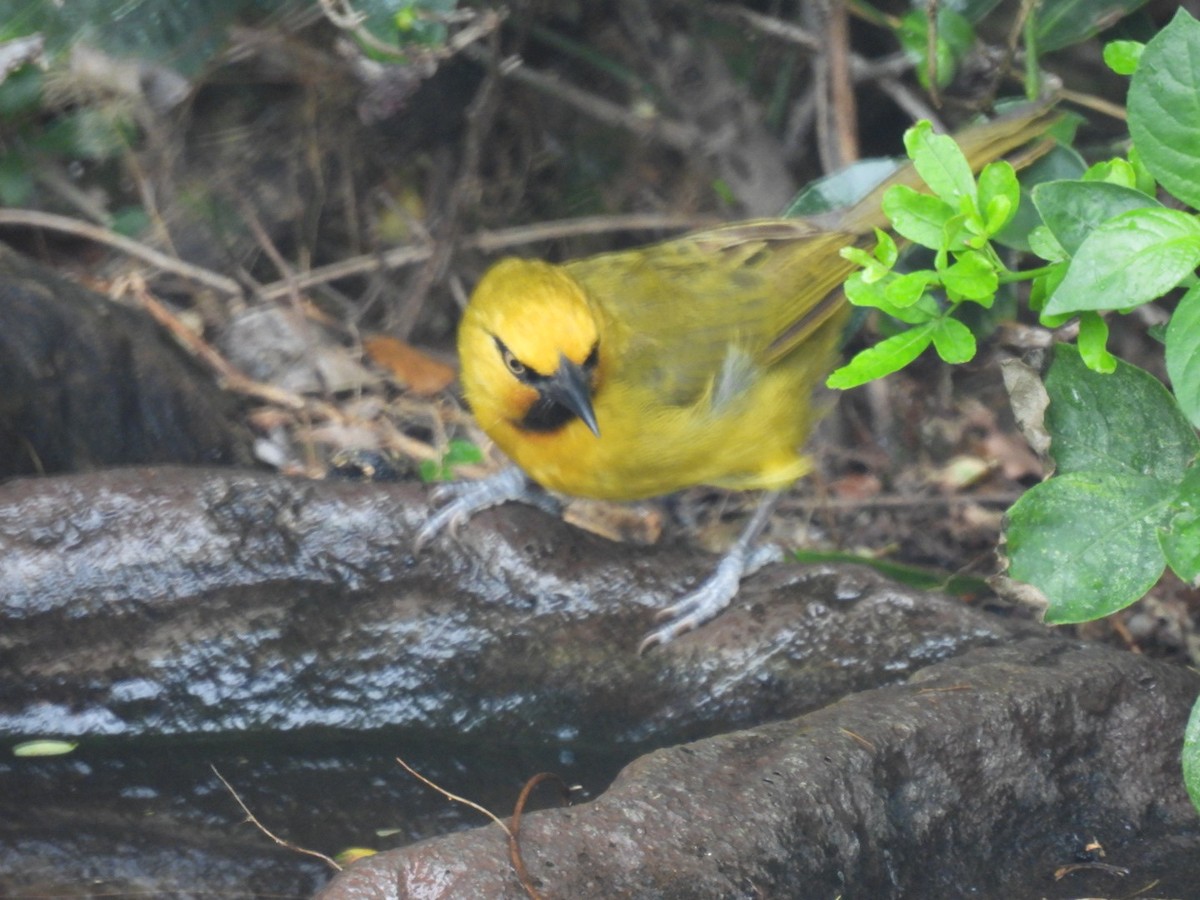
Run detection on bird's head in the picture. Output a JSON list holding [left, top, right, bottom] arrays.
[[459, 258, 602, 438]]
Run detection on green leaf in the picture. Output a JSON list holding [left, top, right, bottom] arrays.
[[443, 439, 483, 467], [1006, 471, 1172, 623], [873, 229, 899, 267], [1127, 9, 1200, 210], [994, 145, 1089, 252], [1127, 145, 1158, 196], [845, 271, 890, 307], [1185, 695, 1200, 816], [1083, 158, 1139, 189], [785, 158, 901, 216], [976, 161, 1019, 233], [884, 270, 936, 308], [13, 740, 78, 758], [841, 245, 885, 279], [418, 439, 483, 483], [1032, 180, 1162, 256], [1076, 312, 1117, 374], [1030, 262, 1070, 316], [931, 316, 976, 363], [1028, 225, 1067, 262], [1161, 465, 1200, 583], [1103, 39, 1144, 75], [941, 250, 998, 301], [1043, 208, 1200, 316], [883, 185, 957, 250], [1166, 283, 1200, 428], [1035, 0, 1153, 52], [905, 121, 977, 207], [826, 323, 935, 389], [897, 8, 976, 90], [1005, 348, 1200, 624], [1045, 344, 1200, 480]]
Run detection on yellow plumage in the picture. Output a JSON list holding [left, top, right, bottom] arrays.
[[459, 221, 853, 499], [438, 102, 1061, 648]]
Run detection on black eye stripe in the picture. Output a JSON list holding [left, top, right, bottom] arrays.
[[493, 336, 541, 383], [491, 335, 598, 381]]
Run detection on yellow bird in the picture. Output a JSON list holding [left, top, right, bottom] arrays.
[[421, 103, 1061, 650]]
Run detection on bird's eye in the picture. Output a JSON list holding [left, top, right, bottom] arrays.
[[583, 341, 600, 370], [502, 348, 526, 378]]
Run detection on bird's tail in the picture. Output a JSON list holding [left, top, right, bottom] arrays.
[[825, 98, 1064, 236]]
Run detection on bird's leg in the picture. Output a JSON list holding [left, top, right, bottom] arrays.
[[414, 465, 561, 550], [638, 490, 784, 653]]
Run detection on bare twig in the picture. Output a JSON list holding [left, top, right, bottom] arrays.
[[508, 773, 572, 899], [839, 727, 877, 752], [130, 277, 446, 464], [812, 0, 859, 171], [778, 489, 1023, 515], [320, 0, 504, 64], [875, 78, 945, 131], [255, 212, 718, 301], [395, 756, 514, 836], [827, 0, 860, 164], [1059, 88, 1127, 122], [390, 26, 503, 339], [0, 208, 243, 296], [395, 756, 569, 900], [925, 0, 941, 108], [462, 44, 703, 153], [702, 4, 822, 52], [211, 764, 342, 872]]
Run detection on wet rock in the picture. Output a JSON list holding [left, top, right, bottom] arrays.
[[0, 245, 252, 478], [1, 466, 1044, 746], [0, 739, 611, 899], [317, 640, 1200, 900]]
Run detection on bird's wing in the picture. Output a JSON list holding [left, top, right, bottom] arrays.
[[565, 220, 856, 408]]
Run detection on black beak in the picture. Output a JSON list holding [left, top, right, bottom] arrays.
[[544, 353, 600, 437]]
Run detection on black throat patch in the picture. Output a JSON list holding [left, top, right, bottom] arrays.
[[518, 394, 580, 433]]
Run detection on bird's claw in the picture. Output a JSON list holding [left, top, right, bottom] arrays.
[[415, 466, 534, 552], [414, 496, 473, 551], [638, 543, 783, 654], [427, 482, 460, 505]]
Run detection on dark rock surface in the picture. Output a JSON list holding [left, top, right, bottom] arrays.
[[318, 640, 1200, 900], [3, 466, 1198, 897], [0, 466, 1043, 746], [0, 245, 252, 479]]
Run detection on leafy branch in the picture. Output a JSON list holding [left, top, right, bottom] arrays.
[[835, 7, 1200, 815]]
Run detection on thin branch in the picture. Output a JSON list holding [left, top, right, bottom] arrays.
[[255, 212, 718, 301], [702, 3, 913, 83], [703, 3, 822, 52], [462, 44, 703, 153], [1059, 87, 1127, 122], [211, 764, 342, 872], [130, 277, 446, 465], [778, 489, 1023, 515], [0, 209, 244, 296], [508, 773, 572, 900], [925, 0, 941, 108], [827, 0, 860, 164], [875, 78, 945, 131], [395, 756, 513, 838]]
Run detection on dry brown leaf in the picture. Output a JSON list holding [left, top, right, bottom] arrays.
[[365, 335, 456, 395], [562, 499, 662, 545]]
